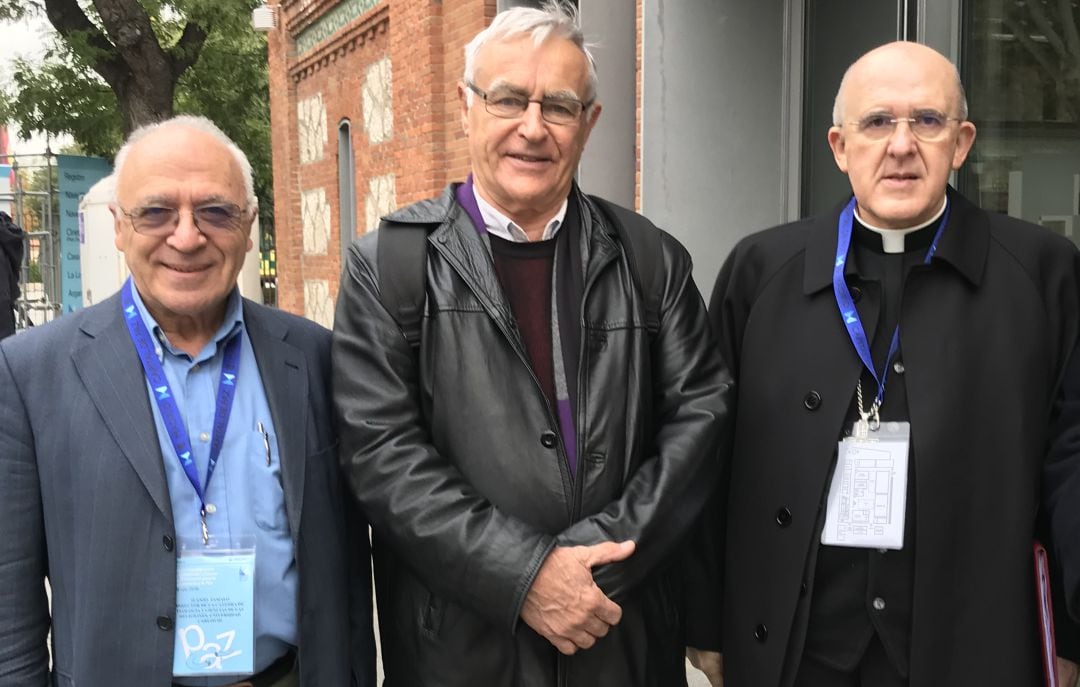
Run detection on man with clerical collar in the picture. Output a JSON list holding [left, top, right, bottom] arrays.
[[686, 41, 1080, 686], [331, 3, 732, 685], [0, 116, 375, 687]]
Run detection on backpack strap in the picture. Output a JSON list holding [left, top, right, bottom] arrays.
[[588, 195, 664, 338], [377, 197, 665, 346], [376, 221, 431, 348]]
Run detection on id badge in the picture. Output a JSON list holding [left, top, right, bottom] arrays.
[[173, 536, 256, 677], [821, 421, 909, 550]]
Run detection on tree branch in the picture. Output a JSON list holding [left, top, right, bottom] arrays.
[[1003, 11, 1078, 119], [170, 21, 209, 79], [1055, 0, 1080, 66], [42, 0, 129, 88], [1025, 0, 1068, 61], [92, 0, 169, 73], [1004, 12, 1059, 77]]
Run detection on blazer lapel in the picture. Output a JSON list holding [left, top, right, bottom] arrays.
[[71, 294, 173, 524], [244, 302, 307, 543]]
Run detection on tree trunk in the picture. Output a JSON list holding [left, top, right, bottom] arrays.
[[114, 68, 178, 134], [43, 0, 206, 135]]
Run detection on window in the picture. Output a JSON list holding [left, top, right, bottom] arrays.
[[958, 1, 1080, 238], [800, 0, 907, 217], [338, 120, 356, 265]]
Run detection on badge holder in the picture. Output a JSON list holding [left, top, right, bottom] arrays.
[[821, 382, 910, 550], [173, 535, 257, 677]]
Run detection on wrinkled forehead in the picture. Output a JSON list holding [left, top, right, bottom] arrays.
[[474, 34, 590, 95], [116, 129, 245, 204]]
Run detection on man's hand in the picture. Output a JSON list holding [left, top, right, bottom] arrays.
[[521, 540, 635, 654], [687, 647, 723, 687], [1058, 656, 1079, 687]]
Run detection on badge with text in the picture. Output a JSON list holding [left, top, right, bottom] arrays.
[[173, 537, 256, 677], [821, 422, 910, 550]]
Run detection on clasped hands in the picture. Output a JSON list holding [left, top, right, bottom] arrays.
[[520, 540, 635, 655]]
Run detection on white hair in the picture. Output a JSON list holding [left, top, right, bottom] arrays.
[[831, 47, 969, 125], [112, 115, 257, 209], [463, 1, 598, 105]]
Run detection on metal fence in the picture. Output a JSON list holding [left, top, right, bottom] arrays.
[[2, 152, 62, 330]]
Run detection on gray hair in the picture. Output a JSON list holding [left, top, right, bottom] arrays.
[[112, 115, 257, 209], [831, 51, 969, 126], [463, 1, 598, 105]]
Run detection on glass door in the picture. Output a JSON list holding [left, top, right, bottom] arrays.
[[800, 0, 909, 217], [958, 0, 1080, 240]]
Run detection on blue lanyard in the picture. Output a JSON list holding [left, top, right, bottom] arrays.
[[121, 279, 242, 543], [832, 197, 950, 408]]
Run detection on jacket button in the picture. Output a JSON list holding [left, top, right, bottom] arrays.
[[775, 507, 792, 528], [849, 285, 862, 303], [754, 624, 768, 642], [156, 616, 174, 631], [803, 391, 822, 411], [893, 360, 905, 374], [800, 581, 808, 597], [162, 535, 174, 552], [540, 431, 557, 449]]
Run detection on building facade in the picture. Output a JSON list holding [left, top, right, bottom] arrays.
[[264, 0, 1080, 322]]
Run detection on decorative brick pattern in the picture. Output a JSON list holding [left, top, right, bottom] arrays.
[[295, 0, 380, 55], [297, 94, 328, 164], [363, 56, 393, 144], [268, 0, 502, 316], [365, 174, 397, 233], [301, 187, 331, 254], [303, 278, 334, 328]]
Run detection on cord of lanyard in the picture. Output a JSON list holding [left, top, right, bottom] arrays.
[[121, 279, 242, 544], [832, 197, 950, 430]]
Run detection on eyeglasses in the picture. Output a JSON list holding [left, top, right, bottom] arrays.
[[466, 82, 589, 126], [118, 203, 250, 237], [848, 110, 964, 142]]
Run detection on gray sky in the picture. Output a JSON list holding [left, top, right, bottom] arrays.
[[0, 14, 74, 155]]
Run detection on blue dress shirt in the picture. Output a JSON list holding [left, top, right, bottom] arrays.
[[129, 287, 297, 686]]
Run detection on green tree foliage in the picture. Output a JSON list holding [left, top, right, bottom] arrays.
[[0, 0, 272, 228]]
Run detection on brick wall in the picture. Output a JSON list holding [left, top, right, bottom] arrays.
[[267, 0, 647, 317], [267, 0, 390, 320]]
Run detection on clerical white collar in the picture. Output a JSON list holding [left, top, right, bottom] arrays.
[[473, 187, 568, 243], [854, 197, 948, 254]]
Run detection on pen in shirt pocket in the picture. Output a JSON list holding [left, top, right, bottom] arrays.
[[257, 421, 272, 466]]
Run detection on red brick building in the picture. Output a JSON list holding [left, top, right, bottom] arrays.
[[264, 1, 1079, 321], [267, 0, 530, 323]]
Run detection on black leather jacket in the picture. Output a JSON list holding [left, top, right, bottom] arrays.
[[332, 184, 733, 686]]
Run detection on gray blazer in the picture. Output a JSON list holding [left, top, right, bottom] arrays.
[[0, 292, 375, 687]]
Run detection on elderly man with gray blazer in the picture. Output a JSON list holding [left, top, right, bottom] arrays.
[[0, 116, 375, 687]]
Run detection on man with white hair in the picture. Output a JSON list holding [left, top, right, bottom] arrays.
[[0, 115, 375, 686], [688, 41, 1080, 686], [332, 3, 731, 685]]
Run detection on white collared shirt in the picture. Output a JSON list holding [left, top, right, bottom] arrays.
[[472, 187, 568, 242], [854, 197, 948, 254]]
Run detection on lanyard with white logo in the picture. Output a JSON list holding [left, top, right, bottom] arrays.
[[832, 196, 949, 431], [121, 279, 242, 544]]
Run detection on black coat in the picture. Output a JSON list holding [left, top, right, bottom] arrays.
[[1044, 315, 1080, 624], [0, 211, 23, 338], [701, 188, 1080, 686], [332, 184, 733, 687]]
